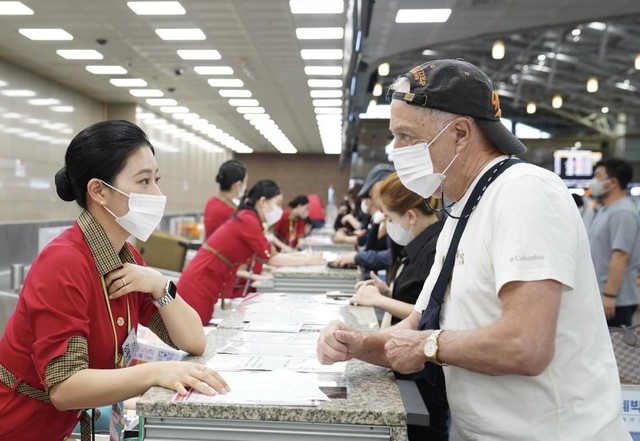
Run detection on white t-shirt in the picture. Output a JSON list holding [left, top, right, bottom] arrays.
[[415, 157, 630, 440]]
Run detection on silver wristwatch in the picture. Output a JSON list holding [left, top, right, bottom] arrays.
[[153, 279, 177, 308]]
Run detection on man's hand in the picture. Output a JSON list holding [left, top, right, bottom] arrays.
[[316, 320, 364, 364], [602, 295, 616, 319], [384, 329, 430, 374]]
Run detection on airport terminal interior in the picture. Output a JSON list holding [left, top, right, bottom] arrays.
[[1, 1, 640, 440]]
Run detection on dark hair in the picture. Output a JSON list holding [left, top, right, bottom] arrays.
[[216, 159, 246, 191], [571, 193, 584, 208], [54, 120, 155, 208], [596, 158, 633, 189], [288, 195, 309, 208], [237, 179, 281, 215]]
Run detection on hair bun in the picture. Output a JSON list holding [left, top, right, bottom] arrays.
[[54, 167, 76, 202]]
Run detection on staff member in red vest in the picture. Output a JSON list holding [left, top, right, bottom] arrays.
[[178, 180, 323, 325], [203, 159, 247, 239], [273, 195, 310, 249], [0, 120, 228, 441]]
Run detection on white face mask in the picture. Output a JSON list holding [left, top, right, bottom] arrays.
[[360, 199, 370, 215], [101, 180, 166, 242], [385, 214, 415, 246], [392, 121, 457, 198], [264, 202, 283, 227], [588, 177, 610, 198]]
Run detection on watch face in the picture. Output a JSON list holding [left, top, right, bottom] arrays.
[[424, 340, 437, 357]]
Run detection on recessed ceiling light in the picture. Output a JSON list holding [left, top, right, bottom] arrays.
[[127, 1, 186, 15], [129, 89, 164, 97], [304, 66, 343, 76], [395, 9, 452, 23], [0, 2, 33, 14], [300, 49, 343, 60], [313, 99, 342, 107], [146, 98, 177, 106], [194, 66, 234, 75], [244, 113, 270, 120], [1, 89, 36, 97], [228, 99, 260, 107], [110, 78, 148, 87], [57, 50, 103, 60], [160, 106, 189, 113], [308, 79, 343, 88], [296, 27, 344, 39], [19, 28, 72, 40], [289, 0, 344, 14], [156, 28, 205, 40], [172, 112, 199, 120], [51, 106, 74, 112], [177, 50, 221, 60], [208, 79, 244, 87], [314, 107, 342, 114], [86, 65, 127, 75], [218, 89, 252, 97], [310, 90, 342, 98], [28, 98, 60, 106], [236, 107, 265, 114]]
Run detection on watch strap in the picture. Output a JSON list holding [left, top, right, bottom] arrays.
[[153, 280, 177, 308]]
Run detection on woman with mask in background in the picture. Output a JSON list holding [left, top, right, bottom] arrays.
[[203, 159, 247, 239], [0, 120, 228, 441], [178, 179, 323, 325], [273, 195, 311, 250], [349, 172, 448, 441]]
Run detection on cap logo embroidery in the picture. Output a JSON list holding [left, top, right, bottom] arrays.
[[409, 66, 427, 86], [491, 90, 502, 118]]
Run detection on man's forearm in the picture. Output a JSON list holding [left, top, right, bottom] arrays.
[[604, 250, 630, 295]]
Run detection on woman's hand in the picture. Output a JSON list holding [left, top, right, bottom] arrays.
[[153, 361, 230, 396], [350, 285, 382, 307], [105, 263, 165, 300]]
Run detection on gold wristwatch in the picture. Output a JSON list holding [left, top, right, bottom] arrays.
[[424, 329, 447, 366]]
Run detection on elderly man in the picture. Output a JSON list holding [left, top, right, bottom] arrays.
[[317, 59, 629, 440]]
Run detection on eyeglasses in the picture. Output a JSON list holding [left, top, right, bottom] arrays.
[[385, 87, 429, 107]]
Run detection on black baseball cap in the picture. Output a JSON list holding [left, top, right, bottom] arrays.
[[358, 163, 394, 198], [388, 58, 526, 155]]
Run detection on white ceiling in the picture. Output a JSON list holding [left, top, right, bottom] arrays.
[[0, 0, 639, 156]]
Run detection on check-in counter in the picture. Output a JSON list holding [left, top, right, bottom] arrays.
[[136, 293, 411, 440], [271, 264, 358, 294], [298, 235, 355, 253]]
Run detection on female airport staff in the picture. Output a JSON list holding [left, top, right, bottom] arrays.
[[0, 120, 228, 441], [178, 180, 323, 325], [349, 172, 447, 441], [203, 159, 247, 239], [273, 195, 310, 249]]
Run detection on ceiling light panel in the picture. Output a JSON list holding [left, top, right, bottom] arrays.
[[395, 9, 452, 23], [1, 89, 36, 97], [177, 50, 221, 60], [310, 90, 342, 98], [146, 98, 177, 106], [0, 2, 33, 14], [156, 28, 205, 40], [208, 79, 244, 87], [305, 66, 343, 76], [194, 66, 234, 75], [308, 79, 343, 88], [289, 0, 344, 14], [86, 66, 127, 74], [57, 50, 103, 60], [19, 28, 72, 40], [129, 89, 164, 97], [296, 27, 344, 39], [110, 78, 148, 87], [228, 99, 260, 107], [28, 98, 60, 106], [218, 89, 252, 97], [127, 1, 186, 15], [160, 106, 189, 113]]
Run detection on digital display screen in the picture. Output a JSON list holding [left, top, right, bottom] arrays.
[[553, 150, 602, 180]]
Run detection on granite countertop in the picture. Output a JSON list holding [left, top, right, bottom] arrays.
[[214, 293, 380, 331], [137, 292, 406, 431], [271, 264, 358, 280]]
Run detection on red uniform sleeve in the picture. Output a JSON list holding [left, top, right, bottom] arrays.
[[238, 210, 272, 260], [272, 209, 290, 244]]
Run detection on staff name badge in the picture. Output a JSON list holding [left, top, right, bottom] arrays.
[[122, 328, 138, 367]]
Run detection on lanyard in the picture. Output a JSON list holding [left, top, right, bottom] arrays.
[[100, 277, 131, 368]]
